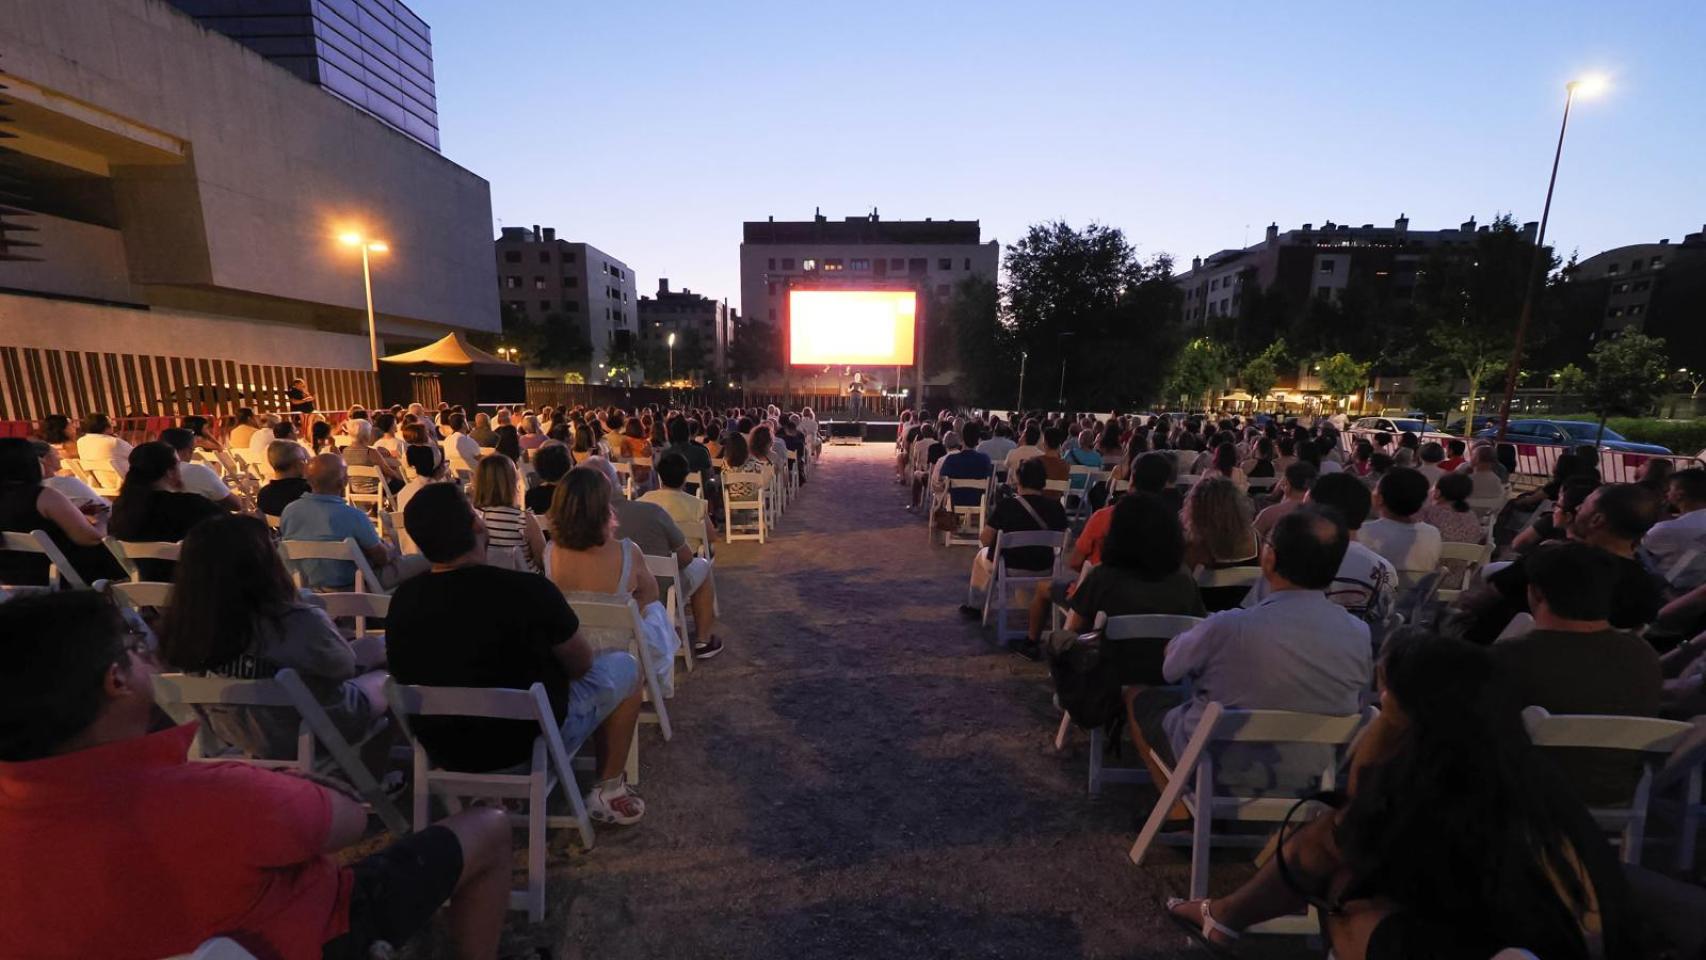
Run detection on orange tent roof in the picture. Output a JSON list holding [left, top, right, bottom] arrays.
[[379, 331, 521, 374]]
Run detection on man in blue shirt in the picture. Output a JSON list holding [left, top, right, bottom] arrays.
[[279, 454, 426, 590], [935, 421, 995, 507]]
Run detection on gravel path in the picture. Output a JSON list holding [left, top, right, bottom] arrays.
[[433, 444, 1307, 959]]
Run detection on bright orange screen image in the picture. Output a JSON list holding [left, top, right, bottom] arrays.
[[788, 290, 917, 366]]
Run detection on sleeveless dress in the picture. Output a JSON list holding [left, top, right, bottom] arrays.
[[556, 539, 678, 697]]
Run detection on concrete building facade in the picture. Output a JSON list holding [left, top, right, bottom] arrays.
[[1174, 215, 1536, 326], [1563, 226, 1706, 369], [0, 0, 497, 421], [739, 211, 1000, 332], [636, 280, 735, 384], [494, 226, 637, 382], [164, 0, 439, 149]]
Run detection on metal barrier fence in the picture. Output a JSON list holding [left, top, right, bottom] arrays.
[[1342, 427, 1703, 483]]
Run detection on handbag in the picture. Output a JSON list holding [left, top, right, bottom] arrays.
[[932, 505, 961, 532]]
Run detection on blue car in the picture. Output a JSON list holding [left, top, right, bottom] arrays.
[[1475, 419, 1672, 454]]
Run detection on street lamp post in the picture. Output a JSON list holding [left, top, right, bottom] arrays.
[[339, 232, 389, 371], [1495, 74, 1606, 442], [667, 332, 676, 405], [1017, 350, 1028, 413], [1056, 332, 1075, 409]]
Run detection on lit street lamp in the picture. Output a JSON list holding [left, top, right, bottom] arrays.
[[1495, 73, 1607, 441], [339, 232, 389, 371]]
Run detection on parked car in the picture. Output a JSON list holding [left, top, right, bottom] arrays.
[[1474, 419, 1673, 454], [1445, 415, 1503, 435], [1351, 416, 1432, 436]]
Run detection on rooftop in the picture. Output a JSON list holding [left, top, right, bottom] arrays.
[[743, 210, 984, 246]]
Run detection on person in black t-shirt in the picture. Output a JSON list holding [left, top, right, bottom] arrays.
[[286, 377, 316, 416], [963, 458, 1068, 619], [107, 442, 223, 581], [257, 439, 312, 517], [386, 483, 648, 826]]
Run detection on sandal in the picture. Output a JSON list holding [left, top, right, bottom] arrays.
[[1164, 897, 1240, 955]]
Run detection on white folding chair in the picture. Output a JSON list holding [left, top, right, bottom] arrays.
[[1065, 465, 1098, 518], [1, 530, 90, 590], [559, 594, 674, 746], [723, 469, 769, 544], [979, 529, 1066, 647], [1434, 540, 1494, 603], [643, 553, 694, 676], [1043, 478, 1071, 502], [1656, 719, 1706, 872], [1129, 703, 1377, 935], [100, 578, 172, 648], [278, 537, 388, 595], [162, 937, 260, 960], [940, 479, 989, 547], [1054, 614, 1203, 796], [83, 458, 125, 498], [384, 680, 596, 922], [150, 668, 409, 836], [1522, 706, 1698, 866], [1194, 565, 1262, 602], [318, 591, 390, 641], [611, 460, 635, 499], [382, 510, 418, 555], [685, 470, 707, 501], [345, 465, 391, 519], [104, 537, 181, 583]]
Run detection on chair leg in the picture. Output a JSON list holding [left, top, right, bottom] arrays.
[[1680, 770, 1702, 873], [1189, 756, 1214, 900], [1053, 712, 1072, 752], [528, 771, 547, 923], [1089, 727, 1104, 797], [412, 749, 430, 830]]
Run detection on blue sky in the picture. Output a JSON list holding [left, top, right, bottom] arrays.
[[411, 0, 1706, 310]]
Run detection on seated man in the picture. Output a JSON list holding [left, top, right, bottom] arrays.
[[1491, 540, 1662, 805], [963, 457, 1070, 638], [1449, 483, 1665, 646], [1640, 467, 1706, 593], [1244, 473, 1397, 623], [525, 441, 572, 514], [1358, 467, 1443, 576], [279, 454, 427, 590], [1253, 459, 1316, 542], [933, 421, 995, 511], [389, 483, 648, 824], [0, 590, 512, 959], [1036, 426, 1072, 500], [257, 438, 312, 517], [640, 451, 717, 552], [158, 427, 244, 513], [1128, 508, 1372, 793], [592, 456, 722, 660]]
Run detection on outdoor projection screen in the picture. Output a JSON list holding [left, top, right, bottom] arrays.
[[788, 290, 917, 366]]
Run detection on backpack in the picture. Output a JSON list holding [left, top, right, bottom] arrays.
[[1046, 629, 1126, 731]]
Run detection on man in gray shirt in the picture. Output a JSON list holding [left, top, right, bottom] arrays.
[[1132, 507, 1372, 794]]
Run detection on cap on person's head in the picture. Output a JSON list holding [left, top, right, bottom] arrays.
[[1269, 507, 1349, 590], [1526, 540, 1617, 622], [0, 591, 129, 762], [1308, 473, 1373, 530], [402, 481, 477, 563]]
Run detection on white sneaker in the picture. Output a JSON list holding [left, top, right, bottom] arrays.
[[586, 780, 646, 825]]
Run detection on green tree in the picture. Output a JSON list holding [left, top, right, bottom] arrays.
[[1408, 377, 1455, 425], [939, 275, 1010, 405], [1554, 362, 1589, 397], [1581, 332, 1671, 446], [726, 317, 780, 386], [471, 303, 593, 374], [603, 338, 638, 386], [1238, 339, 1288, 406], [1315, 352, 1371, 415], [1165, 338, 1231, 411]]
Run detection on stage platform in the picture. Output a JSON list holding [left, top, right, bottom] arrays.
[[824, 420, 900, 444]]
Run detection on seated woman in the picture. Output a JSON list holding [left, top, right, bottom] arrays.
[[1240, 436, 1279, 479], [107, 441, 224, 581], [518, 414, 546, 453], [1067, 492, 1206, 681], [1181, 476, 1259, 611], [1164, 631, 1634, 960], [158, 513, 390, 769], [1422, 471, 1485, 545], [1198, 441, 1249, 493], [619, 418, 654, 488], [545, 466, 679, 696], [342, 418, 404, 496], [0, 437, 122, 586], [572, 422, 598, 464], [472, 454, 544, 573]]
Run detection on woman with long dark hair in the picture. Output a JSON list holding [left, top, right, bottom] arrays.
[[0, 437, 121, 585], [159, 514, 388, 761], [1166, 631, 1634, 959], [108, 441, 222, 580]]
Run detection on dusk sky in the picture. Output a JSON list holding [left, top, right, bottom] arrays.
[[411, 0, 1706, 312]]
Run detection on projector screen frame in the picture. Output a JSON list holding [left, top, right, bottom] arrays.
[[780, 276, 927, 413]]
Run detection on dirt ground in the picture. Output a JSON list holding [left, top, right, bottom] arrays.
[[412, 443, 1312, 960]]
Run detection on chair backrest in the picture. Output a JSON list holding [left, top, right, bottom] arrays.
[[386, 678, 547, 724], [1205, 703, 1371, 746], [643, 553, 679, 589], [1521, 707, 1693, 756], [318, 591, 390, 638], [1438, 540, 1493, 564], [1, 530, 90, 589], [1102, 613, 1204, 642], [1195, 565, 1262, 590], [564, 593, 648, 633], [108, 579, 173, 611], [383, 510, 417, 554], [1044, 478, 1071, 495], [106, 538, 181, 582], [83, 459, 124, 496], [277, 537, 385, 594]]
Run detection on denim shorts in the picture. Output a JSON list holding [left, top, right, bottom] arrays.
[[561, 650, 639, 745]]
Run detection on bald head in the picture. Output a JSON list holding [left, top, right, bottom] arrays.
[[305, 453, 347, 495]]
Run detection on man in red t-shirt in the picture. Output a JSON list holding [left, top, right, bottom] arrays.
[[0, 591, 511, 960]]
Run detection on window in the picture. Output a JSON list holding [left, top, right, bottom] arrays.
[[1613, 282, 1629, 294], [936, 284, 950, 297], [1634, 280, 1651, 292], [890, 258, 904, 270], [1651, 256, 1664, 268], [802, 258, 818, 271], [506, 300, 525, 313], [1609, 307, 1625, 318], [538, 251, 550, 264], [1210, 278, 1219, 291], [565, 301, 580, 313], [502, 276, 520, 289], [823, 258, 844, 272], [767, 257, 776, 270], [605, 307, 612, 320], [851, 258, 870, 271], [563, 276, 578, 288], [964, 258, 971, 270], [1219, 298, 1229, 313], [767, 281, 778, 295], [782, 257, 795, 270], [1606, 262, 1621, 275], [533, 276, 546, 289], [1319, 260, 1337, 274], [1317, 285, 1332, 299], [1630, 304, 1645, 316], [908, 258, 927, 275], [938, 258, 952, 270], [564, 251, 576, 264], [504, 250, 522, 264], [540, 300, 551, 312]]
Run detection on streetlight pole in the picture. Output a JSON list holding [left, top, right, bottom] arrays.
[[1017, 350, 1027, 413], [339, 232, 389, 372], [1495, 75, 1605, 442], [667, 331, 676, 406], [1056, 332, 1075, 409]]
